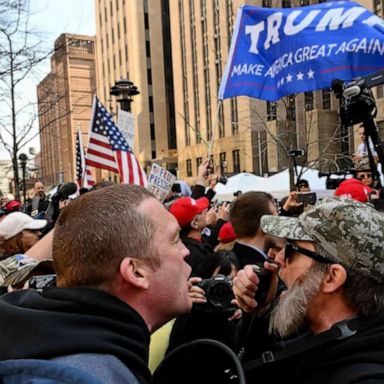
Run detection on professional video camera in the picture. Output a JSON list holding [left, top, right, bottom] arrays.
[[194, 274, 236, 314], [331, 70, 384, 184]]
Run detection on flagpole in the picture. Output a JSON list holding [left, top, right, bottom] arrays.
[[207, 99, 223, 161], [77, 124, 86, 189]]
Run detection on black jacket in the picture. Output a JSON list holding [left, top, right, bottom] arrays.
[[232, 241, 267, 270], [244, 314, 384, 384], [182, 236, 215, 278], [0, 287, 151, 384]]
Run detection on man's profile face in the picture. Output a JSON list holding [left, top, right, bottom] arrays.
[[137, 198, 192, 325], [270, 240, 323, 338]]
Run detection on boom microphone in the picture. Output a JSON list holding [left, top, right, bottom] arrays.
[[58, 182, 78, 199]]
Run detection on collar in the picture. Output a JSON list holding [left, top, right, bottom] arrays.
[[236, 241, 268, 259]]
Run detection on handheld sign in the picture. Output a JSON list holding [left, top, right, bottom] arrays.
[[147, 163, 176, 202]]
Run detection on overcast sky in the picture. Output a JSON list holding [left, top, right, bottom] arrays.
[[0, 0, 96, 160]]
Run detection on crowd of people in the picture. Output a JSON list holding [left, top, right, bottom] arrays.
[[0, 144, 383, 383]]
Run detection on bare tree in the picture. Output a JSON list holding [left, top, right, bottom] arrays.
[[0, 0, 54, 198]]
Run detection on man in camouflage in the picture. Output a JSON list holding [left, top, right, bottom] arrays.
[[233, 197, 384, 383]]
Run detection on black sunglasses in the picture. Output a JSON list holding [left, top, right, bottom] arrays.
[[284, 242, 332, 264]]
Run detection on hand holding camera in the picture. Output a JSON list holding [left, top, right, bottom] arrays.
[[232, 261, 279, 314]]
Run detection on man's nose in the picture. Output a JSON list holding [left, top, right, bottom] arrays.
[[274, 248, 286, 268]]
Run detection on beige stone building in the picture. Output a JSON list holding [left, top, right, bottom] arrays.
[[37, 34, 96, 188], [169, 0, 384, 182], [94, 0, 178, 176]]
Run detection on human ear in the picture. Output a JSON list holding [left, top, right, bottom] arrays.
[[321, 264, 347, 293], [120, 257, 149, 289]]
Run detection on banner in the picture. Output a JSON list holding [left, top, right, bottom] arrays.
[[118, 109, 135, 149], [218, 1, 384, 101], [147, 163, 176, 202]]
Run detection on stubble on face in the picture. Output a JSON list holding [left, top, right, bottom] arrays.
[[269, 266, 325, 338]]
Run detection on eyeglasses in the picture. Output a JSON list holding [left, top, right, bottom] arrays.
[[284, 241, 332, 264], [357, 173, 372, 179]]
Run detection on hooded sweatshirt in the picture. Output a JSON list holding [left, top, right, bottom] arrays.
[[0, 287, 151, 384]]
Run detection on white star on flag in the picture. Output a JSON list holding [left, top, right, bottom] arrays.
[[281, 77, 285, 85], [307, 69, 315, 79], [286, 74, 293, 83], [297, 72, 304, 81]]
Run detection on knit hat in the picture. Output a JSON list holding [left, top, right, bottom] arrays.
[[218, 222, 236, 244], [169, 197, 209, 227], [260, 197, 384, 283]]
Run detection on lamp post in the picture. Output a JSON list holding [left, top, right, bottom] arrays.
[[18, 153, 27, 203], [110, 79, 140, 112], [287, 149, 305, 189]]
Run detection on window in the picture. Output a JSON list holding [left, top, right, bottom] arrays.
[[267, 101, 277, 121], [219, 152, 227, 173], [304, 92, 314, 111], [322, 89, 331, 109], [287, 94, 296, 121], [232, 150, 240, 173], [187, 159, 192, 177], [231, 98, 239, 135], [196, 157, 202, 170]]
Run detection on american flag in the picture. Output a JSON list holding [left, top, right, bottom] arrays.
[[76, 129, 95, 188], [85, 96, 147, 186]]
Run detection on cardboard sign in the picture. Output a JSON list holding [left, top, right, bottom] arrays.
[[147, 163, 176, 202]]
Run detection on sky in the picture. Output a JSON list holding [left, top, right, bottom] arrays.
[[0, 0, 96, 160]]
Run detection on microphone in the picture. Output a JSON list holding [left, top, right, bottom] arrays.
[[57, 182, 78, 199]]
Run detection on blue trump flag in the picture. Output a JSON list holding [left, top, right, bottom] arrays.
[[218, 1, 384, 102]]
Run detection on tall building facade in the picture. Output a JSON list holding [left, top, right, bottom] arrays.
[[169, 0, 384, 181], [37, 34, 96, 188], [94, 0, 177, 174]]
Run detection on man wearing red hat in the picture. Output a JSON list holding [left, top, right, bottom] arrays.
[[334, 157, 375, 203], [169, 196, 214, 278]]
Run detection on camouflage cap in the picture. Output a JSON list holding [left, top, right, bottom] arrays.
[[0, 254, 53, 287], [261, 197, 384, 283], [353, 156, 371, 171]]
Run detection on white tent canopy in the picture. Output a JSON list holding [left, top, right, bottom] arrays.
[[214, 167, 335, 201]]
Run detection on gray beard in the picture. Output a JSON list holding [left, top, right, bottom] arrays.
[[269, 267, 325, 338]]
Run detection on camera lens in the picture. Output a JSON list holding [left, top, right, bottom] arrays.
[[207, 281, 234, 308]]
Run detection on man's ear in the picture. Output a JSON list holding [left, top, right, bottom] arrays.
[[321, 264, 347, 293], [120, 257, 149, 289]]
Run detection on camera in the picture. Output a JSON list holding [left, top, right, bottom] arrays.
[[253, 265, 272, 304], [297, 192, 317, 205], [195, 274, 235, 314], [28, 274, 56, 292]]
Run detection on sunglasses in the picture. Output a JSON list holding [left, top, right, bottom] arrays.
[[284, 242, 332, 264], [358, 173, 372, 179]]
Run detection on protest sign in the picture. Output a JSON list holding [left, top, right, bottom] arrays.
[[147, 163, 176, 202]]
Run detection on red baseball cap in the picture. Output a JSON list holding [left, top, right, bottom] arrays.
[[169, 197, 210, 227], [218, 222, 236, 244], [334, 178, 373, 203]]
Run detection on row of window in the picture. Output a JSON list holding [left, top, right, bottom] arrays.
[[186, 149, 241, 177], [266, 90, 332, 120]]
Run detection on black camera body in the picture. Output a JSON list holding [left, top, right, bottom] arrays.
[[195, 274, 235, 314], [253, 265, 272, 304]]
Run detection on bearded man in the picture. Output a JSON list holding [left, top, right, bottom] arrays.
[[233, 197, 384, 383]]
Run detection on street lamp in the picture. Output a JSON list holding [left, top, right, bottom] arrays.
[[110, 79, 140, 112], [18, 153, 27, 203]]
